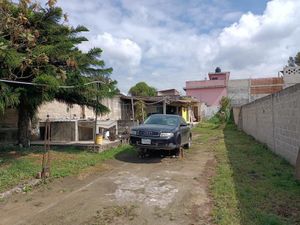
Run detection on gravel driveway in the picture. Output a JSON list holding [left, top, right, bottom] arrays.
[[0, 141, 215, 225]]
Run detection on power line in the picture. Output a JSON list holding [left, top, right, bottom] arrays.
[[133, 97, 166, 105], [0, 79, 106, 89]]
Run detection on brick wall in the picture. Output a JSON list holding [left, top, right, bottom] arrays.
[[239, 84, 300, 166]]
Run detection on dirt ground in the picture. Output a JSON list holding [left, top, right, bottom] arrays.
[[0, 140, 215, 225]]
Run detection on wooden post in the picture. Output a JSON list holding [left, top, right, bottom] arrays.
[[94, 112, 98, 142], [142, 105, 145, 122], [41, 115, 51, 179], [131, 97, 135, 120], [163, 97, 166, 114], [180, 147, 184, 159]]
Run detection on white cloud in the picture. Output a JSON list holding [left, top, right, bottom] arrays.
[[80, 32, 142, 68], [53, 0, 300, 92], [213, 0, 300, 75]]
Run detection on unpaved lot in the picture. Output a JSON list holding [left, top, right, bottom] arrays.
[[0, 140, 215, 225]]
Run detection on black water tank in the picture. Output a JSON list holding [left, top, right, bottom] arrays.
[[215, 67, 221, 73]]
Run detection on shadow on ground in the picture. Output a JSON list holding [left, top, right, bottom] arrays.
[[114, 147, 180, 164], [223, 123, 300, 225]]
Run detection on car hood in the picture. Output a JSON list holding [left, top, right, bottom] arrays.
[[132, 124, 176, 133]]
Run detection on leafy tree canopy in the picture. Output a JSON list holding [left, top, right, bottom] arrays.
[[128, 82, 157, 97], [295, 52, 300, 66], [0, 0, 118, 146]]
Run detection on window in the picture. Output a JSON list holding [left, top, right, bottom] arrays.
[[144, 115, 180, 126]]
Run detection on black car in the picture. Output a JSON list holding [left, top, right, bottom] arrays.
[[130, 114, 192, 156]]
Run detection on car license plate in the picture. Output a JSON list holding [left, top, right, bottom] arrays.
[[141, 139, 151, 145]]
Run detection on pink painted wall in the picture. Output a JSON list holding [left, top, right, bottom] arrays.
[[186, 87, 227, 106], [185, 71, 229, 106], [208, 72, 229, 80], [186, 80, 226, 89]]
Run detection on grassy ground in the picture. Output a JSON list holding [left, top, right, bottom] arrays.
[[0, 145, 134, 193], [194, 122, 300, 225]]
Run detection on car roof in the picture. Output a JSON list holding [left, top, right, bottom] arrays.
[[149, 114, 181, 118]]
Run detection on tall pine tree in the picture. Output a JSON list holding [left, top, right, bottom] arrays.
[[0, 0, 118, 147]]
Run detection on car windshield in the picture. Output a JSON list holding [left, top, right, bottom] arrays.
[[144, 115, 179, 126]]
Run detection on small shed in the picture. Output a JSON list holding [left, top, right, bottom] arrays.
[[120, 95, 201, 123]]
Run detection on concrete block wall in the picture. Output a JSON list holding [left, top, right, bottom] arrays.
[[37, 100, 92, 120], [239, 84, 300, 165], [283, 74, 300, 88], [99, 97, 122, 120], [227, 79, 250, 106], [273, 85, 300, 164], [37, 96, 122, 121]]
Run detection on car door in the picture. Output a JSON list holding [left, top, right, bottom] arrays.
[[179, 118, 189, 144]]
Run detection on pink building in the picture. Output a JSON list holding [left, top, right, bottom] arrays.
[[185, 68, 230, 106]]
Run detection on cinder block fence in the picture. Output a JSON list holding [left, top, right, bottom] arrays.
[[238, 84, 300, 166]]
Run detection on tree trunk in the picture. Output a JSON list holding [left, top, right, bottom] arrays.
[[17, 99, 31, 148]]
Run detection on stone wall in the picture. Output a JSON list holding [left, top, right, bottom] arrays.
[[239, 84, 300, 165]]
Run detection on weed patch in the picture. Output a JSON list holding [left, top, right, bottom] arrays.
[[0, 145, 134, 193]]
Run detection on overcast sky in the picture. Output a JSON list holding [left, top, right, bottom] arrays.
[[52, 0, 299, 94]]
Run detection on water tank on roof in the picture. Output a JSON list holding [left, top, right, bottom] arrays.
[[215, 67, 221, 73]]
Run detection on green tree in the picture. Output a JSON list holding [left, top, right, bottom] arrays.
[[217, 96, 231, 123], [295, 52, 300, 66], [0, 0, 118, 147], [0, 83, 20, 113], [134, 100, 146, 122], [128, 82, 157, 97]]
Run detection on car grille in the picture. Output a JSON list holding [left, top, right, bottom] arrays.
[[138, 130, 160, 137]]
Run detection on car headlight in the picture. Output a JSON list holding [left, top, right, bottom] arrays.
[[130, 130, 137, 135], [160, 132, 174, 138]]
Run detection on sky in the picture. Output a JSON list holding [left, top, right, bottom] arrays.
[[50, 0, 300, 94]]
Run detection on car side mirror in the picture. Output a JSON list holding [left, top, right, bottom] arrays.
[[180, 123, 187, 127]]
